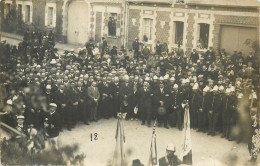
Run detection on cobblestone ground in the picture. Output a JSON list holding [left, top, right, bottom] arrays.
[[58, 118, 256, 166]]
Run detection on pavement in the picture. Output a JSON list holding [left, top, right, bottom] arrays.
[[1, 34, 83, 54], [57, 118, 257, 166]]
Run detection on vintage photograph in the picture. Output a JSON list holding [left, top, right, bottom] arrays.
[[0, 0, 259, 165]]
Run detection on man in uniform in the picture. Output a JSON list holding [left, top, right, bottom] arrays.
[[169, 84, 181, 129]]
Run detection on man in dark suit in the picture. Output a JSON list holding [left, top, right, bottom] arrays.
[[111, 76, 121, 117], [156, 41, 162, 55], [101, 37, 108, 59], [154, 82, 170, 128], [139, 81, 153, 127], [87, 81, 100, 122], [99, 77, 112, 119], [159, 144, 181, 166], [132, 38, 140, 60], [191, 49, 199, 63], [45, 103, 62, 137]]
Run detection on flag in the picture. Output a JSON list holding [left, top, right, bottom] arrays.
[[112, 113, 125, 166], [148, 120, 157, 166], [182, 105, 192, 165]]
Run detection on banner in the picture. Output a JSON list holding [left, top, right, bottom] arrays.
[[148, 120, 157, 166], [182, 105, 192, 165]]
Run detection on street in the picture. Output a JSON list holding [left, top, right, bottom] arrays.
[[58, 118, 253, 166]]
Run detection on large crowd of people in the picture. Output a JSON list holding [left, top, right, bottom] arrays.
[[0, 30, 259, 162]]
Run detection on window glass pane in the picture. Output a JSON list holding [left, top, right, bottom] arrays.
[[25, 5, 30, 22], [143, 18, 152, 40], [174, 21, 184, 45], [198, 23, 210, 49], [48, 7, 53, 26], [108, 13, 117, 36]]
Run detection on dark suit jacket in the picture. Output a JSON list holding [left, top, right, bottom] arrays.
[[138, 87, 153, 110], [159, 155, 181, 166]]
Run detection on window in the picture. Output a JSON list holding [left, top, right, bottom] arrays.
[[143, 18, 153, 40], [18, 4, 22, 17], [174, 21, 184, 45], [6, 3, 11, 15], [47, 7, 54, 26], [198, 23, 209, 49], [108, 13, 117, 36], [25, 5, 30, 23]]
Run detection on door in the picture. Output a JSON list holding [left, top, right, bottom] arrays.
[[67, 1, 89, 44], [220, 25, 257, 55]]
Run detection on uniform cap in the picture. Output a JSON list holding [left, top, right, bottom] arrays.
[[170, 77, 175, 81], [159, 76, 164, 81], [166, 144, 176, 152], [213, 85, 219, 91], [7, 99, 13, 105], [50, 59, 56, 65], [219, 85, 224, 91], [226, 88, 231, 93], [50, 103, 57, 107], [46, 84, 52, 90], [173, 84, 178, 88], [153, 75, 158, 80], [203, 86, 209, 92], [17, 115, 24, 119]]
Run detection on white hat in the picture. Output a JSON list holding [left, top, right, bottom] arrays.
[[46, 84, 52, 90], [145, 77, 150, 81], [226, 88, 231, 94], [124, 75, 129, 80], [230, 86, 235, 92], [7, 99, 13, 105], [17, 115, 24, 119], [70, 49, 74, 52], [114, 76, 119, 81], [192, 83, 199, 90], [173, 84, 178, 88], [181, 79, 186, 84], [238, 93, 243, 99], [170, 77, 175, 81], [153, 75, 158, 80], [50, 103, 57, 107], [219, 85, 224, 91], [213, 85, 218, 91], [166, 144, 176, 152], [159, 76, 164, 81], [203, 86, 209, 92], [50, 59, 56, 65], [164, 75, 169, 80]]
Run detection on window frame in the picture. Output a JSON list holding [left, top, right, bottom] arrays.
[[107, 12, 118, 37], [197, 23, 210, 50], [45, 2, 56, 28]]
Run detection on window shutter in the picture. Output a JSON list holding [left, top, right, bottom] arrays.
[[116, 14, 121, 37]]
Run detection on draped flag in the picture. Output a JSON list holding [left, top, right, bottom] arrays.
[[182, 104, 192, 165], [112, 113, 126, 166], [148, 120, 157, 166]]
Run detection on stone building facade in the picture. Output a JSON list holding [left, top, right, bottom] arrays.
[[2, 0, 260, 55]]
